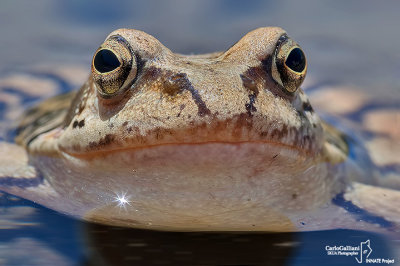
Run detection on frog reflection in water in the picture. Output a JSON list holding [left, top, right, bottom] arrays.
[[0, 27, 399, 233]]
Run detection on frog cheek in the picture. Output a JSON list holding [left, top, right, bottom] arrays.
[[271, 35, 307, 93], [91, 36, 138, 99]]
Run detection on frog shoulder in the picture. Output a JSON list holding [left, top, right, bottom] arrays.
[[0, 141, 58, 202], [308, 84, 400, 187]]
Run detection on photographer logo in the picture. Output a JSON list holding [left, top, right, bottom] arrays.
[[325, 240, 395, 264]]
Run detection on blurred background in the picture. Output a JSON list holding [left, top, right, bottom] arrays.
[[0, 0, 399, 265], [1, 0, 400, 95]]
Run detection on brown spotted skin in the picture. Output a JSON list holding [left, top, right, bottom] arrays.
[[22, 28, 324, 161], [2, 27, 399, 233]]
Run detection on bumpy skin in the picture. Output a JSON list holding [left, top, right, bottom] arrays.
[[0, 27, 399, 232], [21, 28, 322, 157]]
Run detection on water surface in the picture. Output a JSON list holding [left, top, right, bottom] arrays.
[[0, 1, 399, 265]]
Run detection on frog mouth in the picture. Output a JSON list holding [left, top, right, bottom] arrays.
[[60, 139, 317, 161], [50, 103, 325, 159], [58, 117, 321, 158], [60, 142, 316, 179]]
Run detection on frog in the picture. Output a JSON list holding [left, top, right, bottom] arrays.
[[0, 27, 399, 233]]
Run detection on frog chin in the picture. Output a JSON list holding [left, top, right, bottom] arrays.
[[30, 142, 333, 229]]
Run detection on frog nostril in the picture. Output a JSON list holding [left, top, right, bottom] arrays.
[[285, 48, 306, 73], [94, 49, 121, 73]]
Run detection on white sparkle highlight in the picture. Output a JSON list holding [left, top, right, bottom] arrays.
[[113, 192, 132, 211]]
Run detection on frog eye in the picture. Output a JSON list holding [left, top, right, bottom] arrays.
[[271, 35, 307, 93], [94, 49, 121, 73], [285, 48, 306, 73], [92, 36, 137, 98]]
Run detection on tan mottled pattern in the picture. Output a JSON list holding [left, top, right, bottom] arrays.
[[0, 68, 75, 140], [0, 28, 399, 232], [27, 28, 323, 160]]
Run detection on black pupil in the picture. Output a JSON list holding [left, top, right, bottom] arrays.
[[94, 49, 120, 73], [285, 48, 305, 72]]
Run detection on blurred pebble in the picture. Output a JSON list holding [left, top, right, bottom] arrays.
[[0, 238, 72, 266], [366, 137, 400, 166], [309, 86, 370, 115], [363, 109, 400, 140]]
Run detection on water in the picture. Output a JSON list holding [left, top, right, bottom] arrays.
[[0, 1, 399, 265], [0, 194, 397, 265]]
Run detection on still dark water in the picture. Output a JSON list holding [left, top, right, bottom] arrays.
[[0, 1, 400, 265]]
